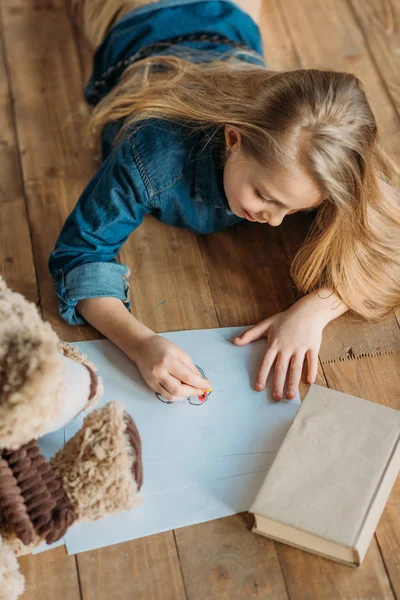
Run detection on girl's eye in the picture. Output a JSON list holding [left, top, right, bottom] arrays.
[[256, 190, 270, 203]]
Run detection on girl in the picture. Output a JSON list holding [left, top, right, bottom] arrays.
[[49, 0, 400, 403]]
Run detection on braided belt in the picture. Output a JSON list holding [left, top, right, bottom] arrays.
[[88, 31, 252, 104]]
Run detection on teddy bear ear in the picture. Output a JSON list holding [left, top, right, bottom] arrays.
[[58, 341, 104, 410], [0, 534, 25, 600], [0, 279, 67, 450]]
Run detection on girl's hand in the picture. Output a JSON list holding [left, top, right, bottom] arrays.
[[134, 334, 211, 402], [233, 295, 328, 401]]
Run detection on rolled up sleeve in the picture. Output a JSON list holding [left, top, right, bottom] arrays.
[[49, 137, 150, 325], [53, 262, 131, 325]]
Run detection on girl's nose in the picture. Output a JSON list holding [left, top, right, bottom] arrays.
[[268, 213, 285, 227]]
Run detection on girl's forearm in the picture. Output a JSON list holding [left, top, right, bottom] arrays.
[[301, 287, 349, 325], [77, 297, 155, 362]]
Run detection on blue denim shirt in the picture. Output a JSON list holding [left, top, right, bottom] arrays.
[[49, 0, 266, 325], [85, 0, 265, 106]]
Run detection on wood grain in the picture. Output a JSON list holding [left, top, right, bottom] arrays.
[[18, 547, 81, 600], [1, 0, 99, 341], [121, 215, 219, 333], [348, 0, 400, 117], [76, 534, 187, 600], [0, 7, 38, 303]]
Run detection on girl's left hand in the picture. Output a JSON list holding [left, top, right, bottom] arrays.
[[233, 296, 327, 401]]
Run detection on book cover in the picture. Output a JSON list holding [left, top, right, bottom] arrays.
[[250, 384, 400, 566]]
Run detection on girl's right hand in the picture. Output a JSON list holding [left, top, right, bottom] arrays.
[[133, 334, 211, 402]]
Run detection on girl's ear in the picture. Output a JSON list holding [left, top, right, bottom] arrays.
[[224, 125, 242, 152]]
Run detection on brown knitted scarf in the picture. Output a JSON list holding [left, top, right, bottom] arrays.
[[0, 440, 77, 545]]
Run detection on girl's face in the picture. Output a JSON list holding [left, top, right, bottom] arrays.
[[222, 126, 324, 225]]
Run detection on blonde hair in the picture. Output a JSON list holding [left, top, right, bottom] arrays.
[[85, 46, 400, 321]]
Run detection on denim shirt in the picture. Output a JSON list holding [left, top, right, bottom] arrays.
[[49, 0, 266, 325], [85, 0, 265, 106]]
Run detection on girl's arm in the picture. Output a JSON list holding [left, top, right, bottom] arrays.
[[77, 297, 155, 360], [49, 138, 210, 401], [233, 288, 349, 400], [77, 297, 211, 401]]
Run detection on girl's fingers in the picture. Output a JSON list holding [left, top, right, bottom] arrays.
[[233, 320, 270, 345], [256, 347, 277, 391], [178, 355, 212, 387], [272, 353, 291, 401], [173, 362, 211, 391], [307, 348, 319, 384], [286, 352, 306, 399], [158, 380, 183, 403], [158, 375, 205, 402], [179, 353, 201, 372]]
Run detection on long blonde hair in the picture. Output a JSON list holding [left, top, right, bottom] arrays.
[[85, 46, 400, 321]]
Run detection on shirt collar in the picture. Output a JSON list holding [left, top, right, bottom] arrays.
[[193, 133, 234, 214]]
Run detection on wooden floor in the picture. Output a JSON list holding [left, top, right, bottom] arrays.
[[0, 0, 399, 598]]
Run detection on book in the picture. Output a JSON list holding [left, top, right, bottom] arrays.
[[250, 383, 400, 567]]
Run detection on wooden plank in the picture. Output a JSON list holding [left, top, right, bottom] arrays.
[[259, 0, 302, 70], [277, 0, 400, 162], [0, 8, 37, 302], [76, 535, 187, 600], [69, 16, 95, 89], [24, 177, 101, 341], [277, 535, 395, 600], [347, 0, 400, 117], [121, 215, 219, 333], [175, 513, 289, 600], [1, 0, 99, 341], [320, 314, 400, 364], [1, 0, 95, 183], [197, 219, 306, 328], [18, 547, 81, 600]]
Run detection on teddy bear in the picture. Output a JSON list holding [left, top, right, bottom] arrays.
[[0, 276, 143, 600]]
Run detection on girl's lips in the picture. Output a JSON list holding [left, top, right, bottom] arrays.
[[243, 210, 256, 222]]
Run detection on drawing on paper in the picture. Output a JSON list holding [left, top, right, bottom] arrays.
[[156, 365, 212, 406]]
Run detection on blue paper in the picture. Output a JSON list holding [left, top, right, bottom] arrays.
[[65, 470, 267, 554], [61, 326, 300, 554]]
